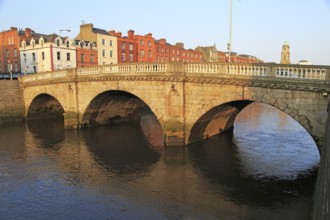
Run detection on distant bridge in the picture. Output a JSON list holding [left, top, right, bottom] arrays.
[[19, 62, 330, 146]]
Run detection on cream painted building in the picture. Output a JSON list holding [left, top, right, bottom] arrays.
[[20, 35, 76, 74], [75, 23, 117, 65]]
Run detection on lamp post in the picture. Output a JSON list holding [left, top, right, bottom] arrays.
[[228, 0, 233, 63]]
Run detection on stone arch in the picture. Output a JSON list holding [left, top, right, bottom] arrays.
[[188, 98, 314, 144], [80, 90, 164, 132], [250, 95, 313, 135], [188, 100, 252, 144], [26, 93, 65, 121]]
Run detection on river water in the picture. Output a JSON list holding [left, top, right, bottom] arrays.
[[0, 103, 320, 219]]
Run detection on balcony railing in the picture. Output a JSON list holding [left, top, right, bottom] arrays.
[[20, 62, 330, 84]]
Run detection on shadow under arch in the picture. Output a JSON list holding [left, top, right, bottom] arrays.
[[81, 90, 162, 129], [189, 100, 253, 144], [27, 93, 65, 121], [26, 93, 65, 148]]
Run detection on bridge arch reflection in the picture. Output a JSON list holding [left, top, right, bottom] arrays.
[[188, 100, 315, 146]]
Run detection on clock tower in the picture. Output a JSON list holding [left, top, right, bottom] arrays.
[[280, 41, 290, 64]]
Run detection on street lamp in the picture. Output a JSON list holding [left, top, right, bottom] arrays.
[[228, 0, 233, 63]]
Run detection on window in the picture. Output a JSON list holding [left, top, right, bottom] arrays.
[[14, 49, 17, 58], [66, 41, 70, 48], [148, 50, 151, 58], [32, 53, 35, 61], [81, 54, 85, 62], [110, 50, 113, 58], [177, 50, 179, 55], [121, 53, 125, 61], [90, 54, 94, 63], [102, 49, 105, 57], [56, 39, 60, 46], [7, 64, 11, 72], [140, 40, 144, 46], [140, 50, 144, 58], [102, 39, 105, 45], [172, 49, 174, 54], [42, 52, 45, 60], [14, 63, 18, 72], [161, 48, 163, 53], [6, 50, 9, 58], [67, 53, 70, 61], [121, 43, 125, 50], [57, 51, 61, 60], [129, 54, 133, 61], [23, 54, 26, 62], [148, 41, 151, 47], [129, 43, 133, 51], [110, 40, 113, 46]]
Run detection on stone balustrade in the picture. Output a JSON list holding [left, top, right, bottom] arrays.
[[20, 62, 330, 84]]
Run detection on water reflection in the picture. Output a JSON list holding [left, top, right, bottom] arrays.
[[82, 123, 162, 179], [0, 102, 320, 220], [27, 118, 64, 149], [188, 133, 317, 208], [233, 102, 319, 180]]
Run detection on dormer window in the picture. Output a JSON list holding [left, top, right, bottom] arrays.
[[56, 39, 60, 46], [22, 41, 26, 49], [79, 41, 85, 48], [31, 40, 35, 48], [66, 40, 70, 48], [40, 38, 44, 46]]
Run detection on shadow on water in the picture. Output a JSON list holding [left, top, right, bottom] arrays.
[[188, 131, 318, 208], [82, 122, 163, 179], [26, 118, 65, 149]]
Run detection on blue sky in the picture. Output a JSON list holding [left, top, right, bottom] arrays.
[[0, 0, 329, 65]]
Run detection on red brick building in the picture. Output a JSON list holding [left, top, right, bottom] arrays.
[[0, 27, 21, 75], [75, 41, 98, 67], [134, 33, 155, 62], [155, 39, 202, 63], [112, 30, 138, 63]]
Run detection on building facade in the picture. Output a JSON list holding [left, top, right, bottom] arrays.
[[0, 27, 21, 75], [113, 30, 138, 63], [76, 40, 98, 67], [20, 35, 76, 74], [75, 24, 117, 65]]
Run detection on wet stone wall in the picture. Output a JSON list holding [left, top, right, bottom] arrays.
[[0, 80, 24, 124]]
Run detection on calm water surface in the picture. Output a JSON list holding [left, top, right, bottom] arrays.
[[0, 103, 320, 219]]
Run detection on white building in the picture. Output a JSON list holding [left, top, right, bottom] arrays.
[[20, 34, 76, 74]]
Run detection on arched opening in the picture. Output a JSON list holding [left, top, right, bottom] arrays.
[[189, 100, 252, 144], [27, 94, 64, 121], [82, 90, 164, 148], [26, 94, 65, 145], [187, 101, 319, 211]]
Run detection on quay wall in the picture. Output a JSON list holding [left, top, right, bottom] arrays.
[[0, 80, 24, 124]]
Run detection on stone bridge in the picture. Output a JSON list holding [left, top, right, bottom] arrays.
[[19, 62, 330, 146]]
